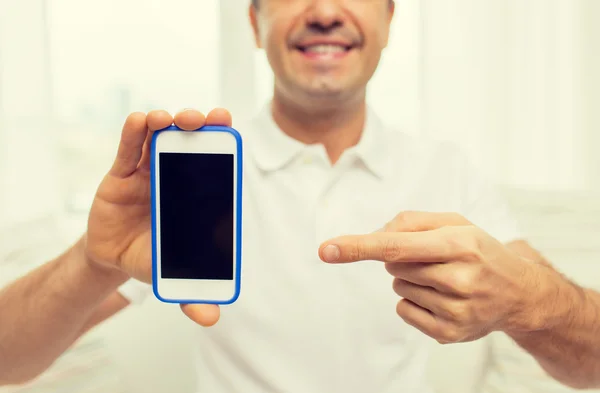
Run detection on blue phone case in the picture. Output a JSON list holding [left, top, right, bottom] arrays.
[[150, 125, 243, 305]]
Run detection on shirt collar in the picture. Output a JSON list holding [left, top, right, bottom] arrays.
[[247, 101, 391, 179], [351, 106, 391, 179], [247, 102, 307, 172]]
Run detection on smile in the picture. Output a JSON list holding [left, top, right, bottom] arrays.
[[295, 43, 356, 61], [297, 44, 353, 53]]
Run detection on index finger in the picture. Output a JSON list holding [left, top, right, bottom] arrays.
[[319, 231, 454, 264], [138, 110, 174, 171]]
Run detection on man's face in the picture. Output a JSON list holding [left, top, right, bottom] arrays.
[[250, 0, 394, 102]]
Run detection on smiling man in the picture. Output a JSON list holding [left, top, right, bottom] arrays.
[[1, 0, 600, 392]]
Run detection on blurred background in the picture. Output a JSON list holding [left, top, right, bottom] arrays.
[[0, 0, 598, 392]]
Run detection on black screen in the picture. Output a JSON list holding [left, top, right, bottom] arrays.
[[159, 152, 234, 280]]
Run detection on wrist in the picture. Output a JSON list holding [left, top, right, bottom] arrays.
[[73, 234, 130, 285], [504, 262, 583, 339], [46, 235, 130, 308]]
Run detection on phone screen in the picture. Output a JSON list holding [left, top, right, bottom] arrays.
[[158, 152, 234, 280]]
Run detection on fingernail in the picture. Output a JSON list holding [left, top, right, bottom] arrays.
[[322, 245, 340, 262]]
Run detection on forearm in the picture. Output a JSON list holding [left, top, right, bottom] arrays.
[[507, 268, 600, 389], [0, 236, 129, 385]]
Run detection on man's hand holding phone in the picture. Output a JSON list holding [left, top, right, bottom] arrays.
[[84, 108, 232, 327]]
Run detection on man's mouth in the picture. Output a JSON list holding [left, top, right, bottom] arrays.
[[296, 43, 354, 54], [294, 42, 357, 61]]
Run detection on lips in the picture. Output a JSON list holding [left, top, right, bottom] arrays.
[[294, 40, 358, 63], [296, 43, 354, 54]]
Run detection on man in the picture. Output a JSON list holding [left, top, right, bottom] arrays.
[[1, 0, 599, 391]]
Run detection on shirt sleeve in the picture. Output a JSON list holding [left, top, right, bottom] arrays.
[[118, 279, 153, 305], [457, 150, 523, 244]]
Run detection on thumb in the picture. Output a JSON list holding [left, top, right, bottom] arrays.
[[180, 304, 221, 327]]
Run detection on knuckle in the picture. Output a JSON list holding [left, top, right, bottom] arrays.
[[461, 247, 484, 263], [396, 299, 409, 317], [386, 263, 400, 277], [445, 300, 471, 323], [392, 278, 407, 296], [437, 327, 462, 344], [349, 239, 365, 261], [449, 212, 463, 221], [382, 238, 403, 262], [444, 230, 468, 252], [448, 270, 478, 297], [448, 212, 470, 225], [383, 221, 393, 232], [445, 228, 482, 261], [436, 336, 451, 345], [391, 211, 416, 231], [351, 237, 377, 261]]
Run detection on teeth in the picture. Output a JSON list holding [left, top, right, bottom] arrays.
[[304, 44, 346, 54]]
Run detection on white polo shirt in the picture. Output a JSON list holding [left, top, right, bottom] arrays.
[[119, 103, 521, 393]]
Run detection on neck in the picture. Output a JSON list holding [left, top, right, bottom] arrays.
[[270, 88, 367, 164]]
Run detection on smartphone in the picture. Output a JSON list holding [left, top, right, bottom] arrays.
[[151, 125, 242, 304]]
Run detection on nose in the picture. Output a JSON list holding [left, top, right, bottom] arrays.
[[306, 0, 345, 31]]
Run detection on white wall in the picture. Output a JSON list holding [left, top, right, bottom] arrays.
[[420, 0, 586, 190], [420, 0, 511, 179], [218, 0, 257, 122], [582, 0, 600, 189], [0, 1, 61, 229]]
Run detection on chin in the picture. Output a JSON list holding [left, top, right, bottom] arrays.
[[277, 75, 362, 107], [303, 78, 350, 95], [307, 86, 345, 96], [300, 88, 347, 103], [300, 88, 362, 111]]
